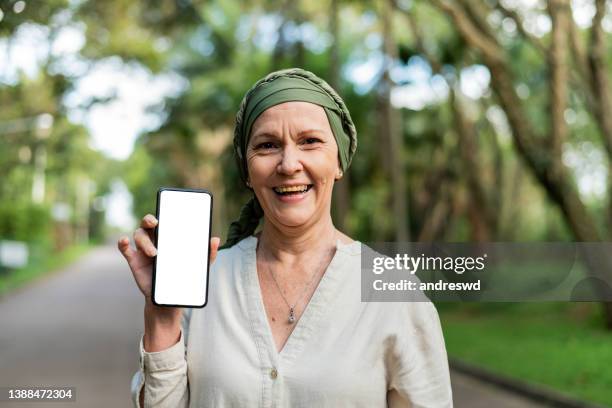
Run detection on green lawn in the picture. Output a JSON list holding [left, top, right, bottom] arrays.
[[438, 303, 612, 406], [0, 243, 92, 297]]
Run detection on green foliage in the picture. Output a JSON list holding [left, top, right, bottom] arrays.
[[0, 57, 116, 246], [440, 303, 612, 406], [0, 0, 69, 35], [0, 201, 50, 243], [75, 1, 166, 71], [123, 142, 178, 218]]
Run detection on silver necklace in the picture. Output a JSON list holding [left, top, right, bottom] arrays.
[[266, 249, 333, 324]]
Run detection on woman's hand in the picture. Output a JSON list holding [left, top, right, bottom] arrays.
[[118, 213, 221, 300], [118, 213, 221, 351]]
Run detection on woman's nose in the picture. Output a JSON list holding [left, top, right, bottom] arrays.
[[277, 146, 303, 175]]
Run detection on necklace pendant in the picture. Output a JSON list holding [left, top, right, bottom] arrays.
[[288, 308, 295, 324]]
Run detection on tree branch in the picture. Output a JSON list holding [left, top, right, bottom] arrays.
[[547, 0, 571, 160], [491, 0, 546, 54], [429, 0, 505, 64], [455, 0, 498, 42], [567, 3, 589, 81], [588, 0, 612, 158], [400, 4, 442, 72], [588, 0, 612, 237]]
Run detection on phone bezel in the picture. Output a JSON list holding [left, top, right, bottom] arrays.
[[151, 187, 213, 308]]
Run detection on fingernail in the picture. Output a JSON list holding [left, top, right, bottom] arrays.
[[150, 248, 157, 256]]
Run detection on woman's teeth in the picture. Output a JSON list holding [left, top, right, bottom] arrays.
[[274, 185, 312, 194]]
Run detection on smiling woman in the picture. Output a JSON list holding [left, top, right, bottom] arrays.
[[124, 68, 453, 407], [221, 68, 357, 249], [246, 102, 341, 230]]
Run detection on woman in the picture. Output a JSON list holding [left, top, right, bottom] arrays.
[[119, 68, 453, 407]]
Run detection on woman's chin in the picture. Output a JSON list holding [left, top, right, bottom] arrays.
[[271, 208, 316, 228]]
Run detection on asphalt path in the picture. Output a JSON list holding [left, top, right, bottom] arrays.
[[0, 244, 143, 407], [0, 244, 548, 407]]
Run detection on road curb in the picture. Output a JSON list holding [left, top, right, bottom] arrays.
[[449, 358, 610, 408]]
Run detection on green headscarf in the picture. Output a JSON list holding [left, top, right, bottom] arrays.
[[220, 68, 357, 249]]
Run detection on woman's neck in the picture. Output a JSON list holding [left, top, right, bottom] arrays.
[[257, 216, 338, 263]]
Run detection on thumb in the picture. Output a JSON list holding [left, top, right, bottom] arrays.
[[209, 237, 221, 265]]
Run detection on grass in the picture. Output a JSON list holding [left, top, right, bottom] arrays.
[[0, 243, 93, 297], [438, 302, 612, 406]]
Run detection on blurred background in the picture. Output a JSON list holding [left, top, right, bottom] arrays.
[[0, 0, 611, 406]]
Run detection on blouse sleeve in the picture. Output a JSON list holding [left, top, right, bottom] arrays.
[[386, 302, 453, 408], [130, 308, 193, 408]]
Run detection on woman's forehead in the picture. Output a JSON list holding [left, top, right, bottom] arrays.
[[256, 101, 326, 122], [251, 101, 331, 135]]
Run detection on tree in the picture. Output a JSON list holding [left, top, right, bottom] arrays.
[[425, 0, 612, 327]]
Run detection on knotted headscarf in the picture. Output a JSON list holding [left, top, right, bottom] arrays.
[[220, 68, 357, 249]]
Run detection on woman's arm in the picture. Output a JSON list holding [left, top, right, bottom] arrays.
[[131, 308, 193, 408], [120, 214, 219, 408], [386, 302, 453, 407]]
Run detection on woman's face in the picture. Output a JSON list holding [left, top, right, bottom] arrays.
[[246, 101, 341, 229]]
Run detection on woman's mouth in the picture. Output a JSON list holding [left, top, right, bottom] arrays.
[[272, 184, 313, 202]]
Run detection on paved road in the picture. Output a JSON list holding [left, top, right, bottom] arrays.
[[0, 244, 143, 407], [0, 244, 548, 407]]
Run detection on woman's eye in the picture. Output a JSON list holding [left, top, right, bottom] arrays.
[[303, 137, 322, 145], [256, 142, 276, 150]]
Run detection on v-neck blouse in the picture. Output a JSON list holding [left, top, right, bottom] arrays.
[[131, 236, 453, 407]]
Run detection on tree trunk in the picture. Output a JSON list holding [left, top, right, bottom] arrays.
[[329, 0, 352, 233], [380, 0, 410, 241], [587, 0, 612, 239], [450, 88, 495, 241]]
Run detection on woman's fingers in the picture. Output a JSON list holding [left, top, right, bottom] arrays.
[[118, 236, 136, 261], [141, 214, 158, 241], [141, 214, 158, 229], [210, 237, 221, 264], [134, 227, 157, 257]]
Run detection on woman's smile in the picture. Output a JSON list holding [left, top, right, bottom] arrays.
[[272, 184, 314, 203]]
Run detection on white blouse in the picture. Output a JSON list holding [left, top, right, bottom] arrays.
[[131, 236, 453, 407]]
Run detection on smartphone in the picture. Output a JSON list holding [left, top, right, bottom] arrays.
[[152, 187, 213, 308]]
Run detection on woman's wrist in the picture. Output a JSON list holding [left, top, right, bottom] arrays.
[[143, 300, 182, 352]]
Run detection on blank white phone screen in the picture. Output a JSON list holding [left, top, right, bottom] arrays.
[[154, 190, 211, 306]]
